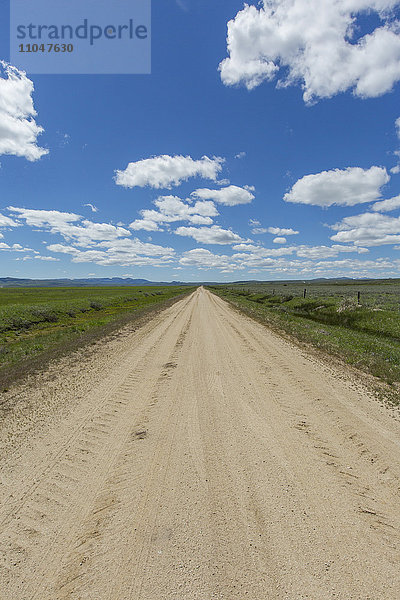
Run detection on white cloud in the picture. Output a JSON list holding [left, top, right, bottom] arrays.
[[48, 237, 175, 267], [47, 244, 78, 255], [7, 207, 130, 246], [34, 255, 59, 261], [250, 220, 299, 236], [392, 119, 400, 173], [219, 1, 400, 103], [179, 244, 376, 275], [371, 194, 400, 212], [175, 225, 245, 245], [0, 62, 48, 161], [249, 218, 268, 234], [84, 203, 98, 213], [180, 248, 233, 270], [0, 212, 20, 227], [331, 211, 400, 245], [232, 243, 263, 252], [231, 243, 369, 261], [273, 237, 287, 244], [129, 217, 161, 232], [7, 207, 81, 227], [284, 166, 389, 207], [0, 241, 37, 253], [96, 237, 175, 257], [235, 151, 246, 159], [130, 195, 218, 231], [232, 244, 294, 256], [191, 184, 255, 206], [295, 244, 368, 259], [268, 226, 299, 235], [8, 207, 180, 268], [115, 155, 224, 189]]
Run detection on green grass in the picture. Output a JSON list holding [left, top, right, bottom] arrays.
[[207, 280, 400, 391], [0, 285, 193, 386]]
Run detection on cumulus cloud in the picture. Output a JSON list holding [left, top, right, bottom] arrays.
[[0, 62, 48, 161], [175, 225, 245, 245], [0, 241, 38, 253], [7, 207, 81, 227], [191, 184, 255, 206], [115, 155, 224, 189], [331, 211, 400, 245], [49, 247, 174, 267], [284, 166, 389, 207], [7, 207, 130, 246], [371, 194, 400, 212], [179, 245, 376, 275], [268, 226, 299, 235], [295, 244, 368, 259], [219, 1, 400, 103], [0, 212, 20, 228], [96, 237, 175, 257], [46, 244, 78, 255], [180, 248, 233, 270], [34, 255, 59, 261], [5, 206, 178, 268], [47, 237, 175, 267], [235, 151, 246, 159], [234, 243, 368, 258], [231, 244, 294, 256], [129, 217, 161, 232], [130, 195, 218, 231], [273, 237, 287, 244]]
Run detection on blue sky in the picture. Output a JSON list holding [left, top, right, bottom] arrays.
[[1, 0, 400, 281]]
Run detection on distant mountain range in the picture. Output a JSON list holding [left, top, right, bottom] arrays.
[[0, 277, 189, 288]]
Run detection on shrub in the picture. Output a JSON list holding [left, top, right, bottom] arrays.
[[89, 301, 103, 311], [31, 307, 59, 323]]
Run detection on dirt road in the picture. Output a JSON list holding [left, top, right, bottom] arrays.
[[0, 287, 399, 599]]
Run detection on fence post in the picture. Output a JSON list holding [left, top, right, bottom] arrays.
[[303, 288, 307, 299], [357, 291, 361, 304]]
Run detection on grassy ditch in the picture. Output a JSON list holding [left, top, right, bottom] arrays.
[[208, 283, 400, 391], [0, 285, 194, 387]]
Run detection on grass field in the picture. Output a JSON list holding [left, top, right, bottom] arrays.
[[0, 285, 193, 386], [207, 279, 400, 392]]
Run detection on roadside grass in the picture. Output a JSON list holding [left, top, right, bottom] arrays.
[[208, 281, 400, 400], [0, 286, 194, 387]]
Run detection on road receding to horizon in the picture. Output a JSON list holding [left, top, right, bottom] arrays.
[[0, 287, 399, 599]]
